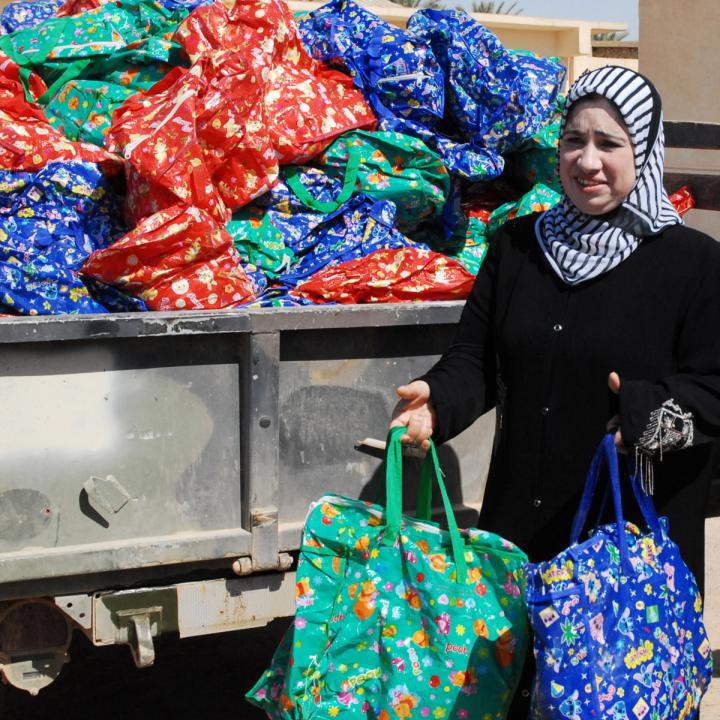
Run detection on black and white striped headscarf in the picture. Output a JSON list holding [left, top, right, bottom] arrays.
[[536, 65, 681, 286]]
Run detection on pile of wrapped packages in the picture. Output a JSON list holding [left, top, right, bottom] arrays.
[[0, 0, 693, 313]]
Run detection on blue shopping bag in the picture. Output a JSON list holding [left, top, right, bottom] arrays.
[[526, 434, 713, 720]]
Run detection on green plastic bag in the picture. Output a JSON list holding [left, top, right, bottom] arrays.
[[46, 63, 175, 146], [445, 210, 491, 276], [226, 205, 295, 279], [488, 183, 562, 236], [285, 130, 451, 234], [0, 0, 187, 105], [247, 427, 529, 720]]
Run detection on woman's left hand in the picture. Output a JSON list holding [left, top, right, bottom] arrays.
[[607, 372, 627, 452]]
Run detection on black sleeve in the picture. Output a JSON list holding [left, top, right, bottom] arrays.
[[620, 238, 720, 455], [418, 231, 499, 445]]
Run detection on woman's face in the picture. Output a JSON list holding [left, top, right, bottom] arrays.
[[559, 98, 636, 215]]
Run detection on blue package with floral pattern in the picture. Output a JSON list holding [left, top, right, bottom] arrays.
[[407, 9, 566, 156], [526, 434, 713, 720], [0, 0, 63, 34], [277, 195, 426, 290], [0, 161, 131, 315]]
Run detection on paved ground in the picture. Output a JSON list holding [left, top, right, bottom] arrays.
[[1, 620, 717, 719]]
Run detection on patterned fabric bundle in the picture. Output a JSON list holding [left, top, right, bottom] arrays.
[[526, 435, 713, 720], [82, 203, 257, 310], [0, 0, 64, 34], [108, 50, 275, 225], [509, 114, 563, 194], [408, 11, 565, 156], [0, 161, 127, 315], [291, 246, 475, 304], [285, 129, 451, 235], [0, 0, 189, 105], [445, 208, 491, 275], [274, 196, 423, 290], [668, 185, 695, 218], [173, 0, 376, 164], [298, 0, 444, 126], [0, 54, 121, 174], [232, 168, 341, 256], [299, 2, 563, 182], [488, 183, 561, 236], [247, 427, 529, 719], [298, 0, 505, 181]]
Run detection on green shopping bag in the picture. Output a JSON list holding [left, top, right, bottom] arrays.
[[0, 0, 186, 105], [247, 427, 529, 720], [285, 130, 451, 234], [226, 205, 296, 279], [46, 61, 175, 146]]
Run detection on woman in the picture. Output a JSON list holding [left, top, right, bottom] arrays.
[[391, 65, 720, 713]]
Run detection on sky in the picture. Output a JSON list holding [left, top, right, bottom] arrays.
[[513, 0, 639, 39]]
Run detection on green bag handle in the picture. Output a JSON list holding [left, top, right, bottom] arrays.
[[39, 58, 95, 105], [370, 448, 433, 521], [383, 427, 468, 583], [0, 20, 91, 104], [284, 147, 362, 214]]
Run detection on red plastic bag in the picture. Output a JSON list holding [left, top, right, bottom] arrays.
[[55, 0, 109, 17], [668, 185, 695, 218], [0, 54, 120, 173], [108, 50, 277, 225], [82, 204, 256, 310], [290, 247, 476, 304], [174, 0, 376, 163]]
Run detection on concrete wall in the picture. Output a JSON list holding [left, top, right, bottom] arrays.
[[640, 0, 720, 239]]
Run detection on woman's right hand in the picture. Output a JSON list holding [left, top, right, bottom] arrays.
[[390, 380, 436, 450]]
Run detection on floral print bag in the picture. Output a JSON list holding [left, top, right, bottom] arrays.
[[526, 434, 713, 720], [247, 426, 529, 720]]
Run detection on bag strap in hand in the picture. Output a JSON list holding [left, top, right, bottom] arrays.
[[285, 147, 361, 214], [383, 427, 468, 584], [570, 434, 632, 573]]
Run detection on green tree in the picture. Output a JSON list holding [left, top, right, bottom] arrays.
[[389, 0, 439, 8], [592, 31, 629, 41], [468, 1, 523, 14]]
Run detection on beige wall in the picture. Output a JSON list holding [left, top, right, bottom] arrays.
[[639, 0, 720, 123], [640, 0, 720, 238]]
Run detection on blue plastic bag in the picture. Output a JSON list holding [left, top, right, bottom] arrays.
[[277, 195, 425, 290], [526, 435, 713, 720], [298, 0, 502, 180], [0, 161, 129, 315], [407, 9, 566, 155], [0, 0, 63, 34], [298, 0, 444, 127]]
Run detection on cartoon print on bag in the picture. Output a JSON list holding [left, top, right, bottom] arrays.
[[607, 699, 629, 720], [559, 689, 582, 720], [352, 579, 379, 620]]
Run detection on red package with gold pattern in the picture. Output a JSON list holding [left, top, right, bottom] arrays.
[[668, 185, 695, 218], [82, 204, 256, 310], [0, 54, 121, 173], [290, 247, 475, 304], [108, 50, 277, 225], [174, 0, 376, 163]]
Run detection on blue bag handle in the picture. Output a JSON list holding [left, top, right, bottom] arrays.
[[383, 426, 468, 583], [570, 434, 633, 572]]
